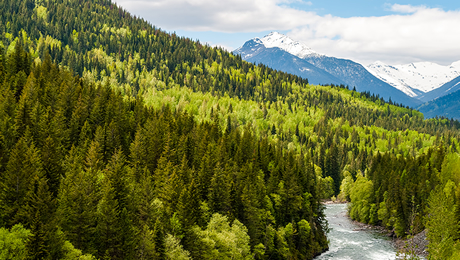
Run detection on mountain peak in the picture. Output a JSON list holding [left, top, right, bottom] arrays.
[[369, 61, 389, 67], [265, 31, 283, 37], [258, 32, 321, 59]]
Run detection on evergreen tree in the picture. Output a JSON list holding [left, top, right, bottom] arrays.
[[0, 135, 43, 226], [96, 177, 120, 259], [41, 136, 62, 197], [153, 219, 166, 260], [208, 162, 231, 215], [58, 146, 99, 255], [22, 175, 63, 259]]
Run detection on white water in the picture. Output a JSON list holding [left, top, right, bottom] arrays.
[[314, 204, 397, 260]]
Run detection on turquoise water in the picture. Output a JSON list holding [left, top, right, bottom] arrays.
[[314, 203, 397, 260]]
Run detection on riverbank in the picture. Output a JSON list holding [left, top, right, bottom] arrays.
[[348, 213, 428, 258], [322, 199, 347, 204], [321, 201, 428, 258], [394, 230, 428, 258]]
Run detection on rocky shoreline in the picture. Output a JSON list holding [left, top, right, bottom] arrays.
[[394, 230, 428, 258], [322, 199, 347, 205], [350, 217, 428, 258]]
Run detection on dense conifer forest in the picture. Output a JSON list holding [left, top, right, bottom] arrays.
[[1, 0, 460, 259]]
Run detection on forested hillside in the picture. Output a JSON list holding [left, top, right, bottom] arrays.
[[1, 0, 460, 259], [0, 44, 330, 259]]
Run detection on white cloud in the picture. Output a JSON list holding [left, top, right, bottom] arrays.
[[115, 1, 460, 65], [115, 0, 316, 32], [389, 4, 427, 14], [289, 5, 460, 65]]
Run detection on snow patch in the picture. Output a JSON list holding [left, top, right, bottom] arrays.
[[253, 37, 263, 45], [366, 60, 460, 96]]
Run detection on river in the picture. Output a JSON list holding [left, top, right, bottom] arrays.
[[314, 203, 398, 260]]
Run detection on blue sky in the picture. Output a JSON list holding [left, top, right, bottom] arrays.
[[289, 1, 455, 17], [115, 0, 460, 66]]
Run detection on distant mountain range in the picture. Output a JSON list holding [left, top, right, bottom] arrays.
[[234, 32, 460, 118], [234, 32, 422, 108]]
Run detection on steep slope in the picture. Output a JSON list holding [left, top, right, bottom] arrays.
[[367, 61, 460, 100], [234, 38, 346, 85], [418, 75, 460, 103]]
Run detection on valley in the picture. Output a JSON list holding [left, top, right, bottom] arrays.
[[0, 0, 459, 259]]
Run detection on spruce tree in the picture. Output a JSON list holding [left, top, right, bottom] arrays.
[[152, 219, 166, 260], [96, 177, 120, 259], [208, 162, 231, 215], [41, 136, 62, 196], [106, 149, 131, 212], [58, 146, 99, 255], [0, 135, 43, 226], [23, 175, 64, 259]]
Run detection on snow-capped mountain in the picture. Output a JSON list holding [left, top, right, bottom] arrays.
[[234, 37, 346, 86], [234, 32, 421, 108], [257, 32, 321, 59], [366, 61, 460, 99], [234, 32, 321, 60]]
